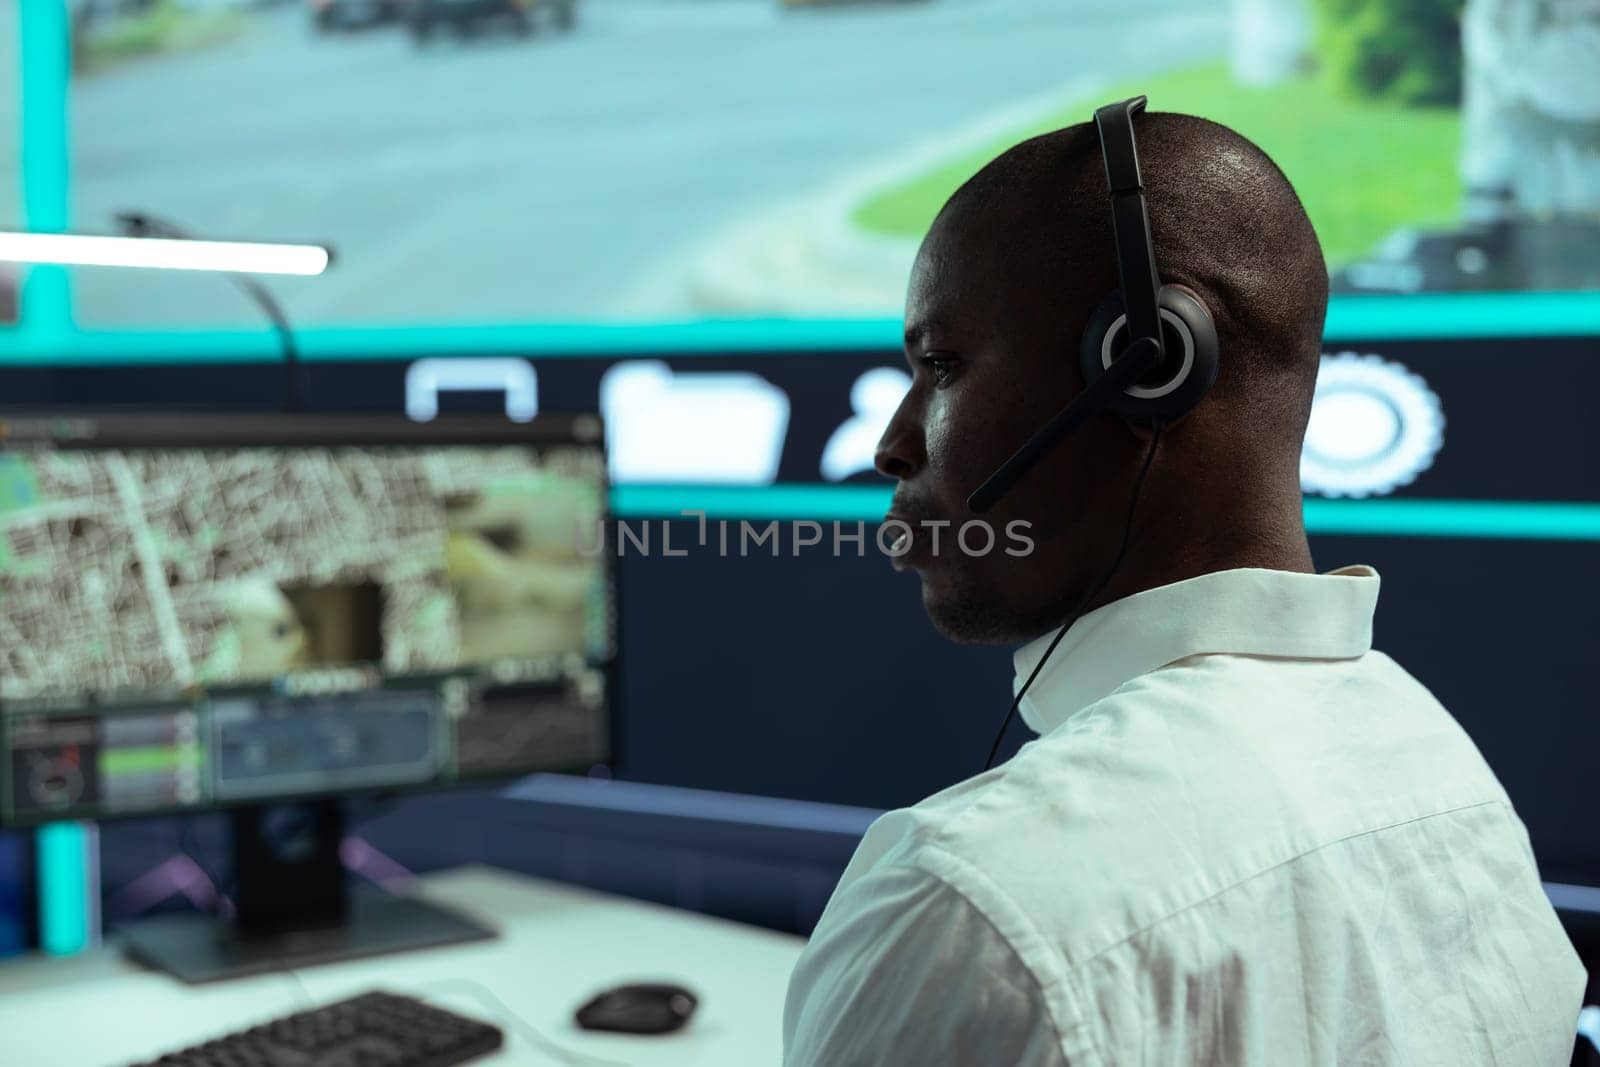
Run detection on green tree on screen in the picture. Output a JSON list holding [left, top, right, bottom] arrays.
[[1315, 0, 1467, 105]]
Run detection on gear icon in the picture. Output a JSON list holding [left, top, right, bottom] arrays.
[[1301, 352, 1445, 498]]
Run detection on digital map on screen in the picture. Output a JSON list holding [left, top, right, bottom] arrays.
[[0, 445, 607, 701]]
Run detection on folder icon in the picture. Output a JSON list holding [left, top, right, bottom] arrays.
[[600, 361, 791, 484]]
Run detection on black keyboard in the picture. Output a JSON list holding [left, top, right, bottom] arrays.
[[129, 990, 504, 1067]]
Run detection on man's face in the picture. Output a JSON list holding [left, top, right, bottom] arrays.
[[875, 217, 1124, 644]]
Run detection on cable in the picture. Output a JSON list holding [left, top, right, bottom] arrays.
[[982, 420, 1164, 771], [409, 979, 630, 1067], [114, 211, 306, 413]]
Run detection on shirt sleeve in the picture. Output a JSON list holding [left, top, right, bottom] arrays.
[[783, 862, 1068, 1067]]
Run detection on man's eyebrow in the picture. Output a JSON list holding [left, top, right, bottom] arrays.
[[902, 320, 949, 352]]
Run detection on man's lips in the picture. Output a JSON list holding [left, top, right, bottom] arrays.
[[882, 510, 936, 568], [882, 514, 912, 555]]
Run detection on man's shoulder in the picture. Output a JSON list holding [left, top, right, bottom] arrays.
[[847, 657, 1512, 965], [861, 667, 1282, 862], [843, 682, 1235, 950]]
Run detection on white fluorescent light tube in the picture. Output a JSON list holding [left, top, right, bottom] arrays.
[[0, 231, 331, 276]]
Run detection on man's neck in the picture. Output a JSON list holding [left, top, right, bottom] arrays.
[[1080, 505, 1315, 619]]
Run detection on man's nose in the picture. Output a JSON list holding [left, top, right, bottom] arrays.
[[874, 407, 922, 481]]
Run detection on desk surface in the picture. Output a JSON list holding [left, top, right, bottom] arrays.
[[0, 865, 806, 1066]]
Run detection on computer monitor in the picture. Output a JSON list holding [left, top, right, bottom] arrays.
[[0, 412, 615, 981]]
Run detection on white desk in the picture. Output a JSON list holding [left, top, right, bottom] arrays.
[[0, 865, 806, 1066]]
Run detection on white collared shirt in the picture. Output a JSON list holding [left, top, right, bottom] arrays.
[[784, 566, 1586, 1066]]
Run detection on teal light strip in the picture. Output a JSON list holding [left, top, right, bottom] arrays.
[[14, 0, 71, 345], [1325, 291, 1600, 341], [1301, 497, 1600, 541], [17, 4, 90, 961], [299, 318, 900, 358], [614, 484, 894, 520], [2, 318, 902, 366], [36, 821, 90, 956], [613, 486, 1600, 541], [3, 289, 1598, 367]]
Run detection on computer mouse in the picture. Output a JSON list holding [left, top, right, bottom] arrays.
[[574, 982, 698, 1035]]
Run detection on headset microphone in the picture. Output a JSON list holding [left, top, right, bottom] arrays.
[[966, 336, 1161, 513]]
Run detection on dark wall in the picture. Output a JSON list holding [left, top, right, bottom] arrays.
[[609, 526, 1600, 886], [612, 523, 1011, 808]]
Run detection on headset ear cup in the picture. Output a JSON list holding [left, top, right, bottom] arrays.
[[1155, 285, 1218, 422], [1079, 292, 1128, 391], [1077, 286, 1219, 426]]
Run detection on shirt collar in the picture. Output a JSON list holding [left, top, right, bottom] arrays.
[[1013, 565, 1381, 735]]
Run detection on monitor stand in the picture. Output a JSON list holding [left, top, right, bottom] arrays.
[[119, 800, 495, 985]]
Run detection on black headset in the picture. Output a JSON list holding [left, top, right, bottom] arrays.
[[971, 96, 1222, 770], [967, 95, 1219, 515]]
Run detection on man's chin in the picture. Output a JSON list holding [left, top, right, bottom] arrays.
[[919, 576, 1018, 646]]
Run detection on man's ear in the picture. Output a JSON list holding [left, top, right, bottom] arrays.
[[1164, 281, 1206, 305]]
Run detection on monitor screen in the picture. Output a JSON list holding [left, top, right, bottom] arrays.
[[15, 1, 1590, 336], [0, 413, 614, 825]]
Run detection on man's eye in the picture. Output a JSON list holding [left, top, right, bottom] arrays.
[[921, 355, 958, 386]]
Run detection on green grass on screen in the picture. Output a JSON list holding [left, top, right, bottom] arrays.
[[851, 62, 1463, 266]]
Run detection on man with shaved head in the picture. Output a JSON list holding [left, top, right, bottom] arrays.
[[783, 106, 1584, 1065]]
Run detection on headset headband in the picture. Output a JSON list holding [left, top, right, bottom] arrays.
[[965, 95, 1193, 515], [1092, 96, 1164, 359]]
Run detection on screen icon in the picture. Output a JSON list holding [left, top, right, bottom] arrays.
[[601, 361, 790, 484]]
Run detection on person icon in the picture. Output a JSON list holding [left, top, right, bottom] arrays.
[[821, 367, 911, 482]]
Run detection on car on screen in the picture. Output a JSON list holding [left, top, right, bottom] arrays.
[[408, 0, 575, 42], [308, 0, 408, 31]]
